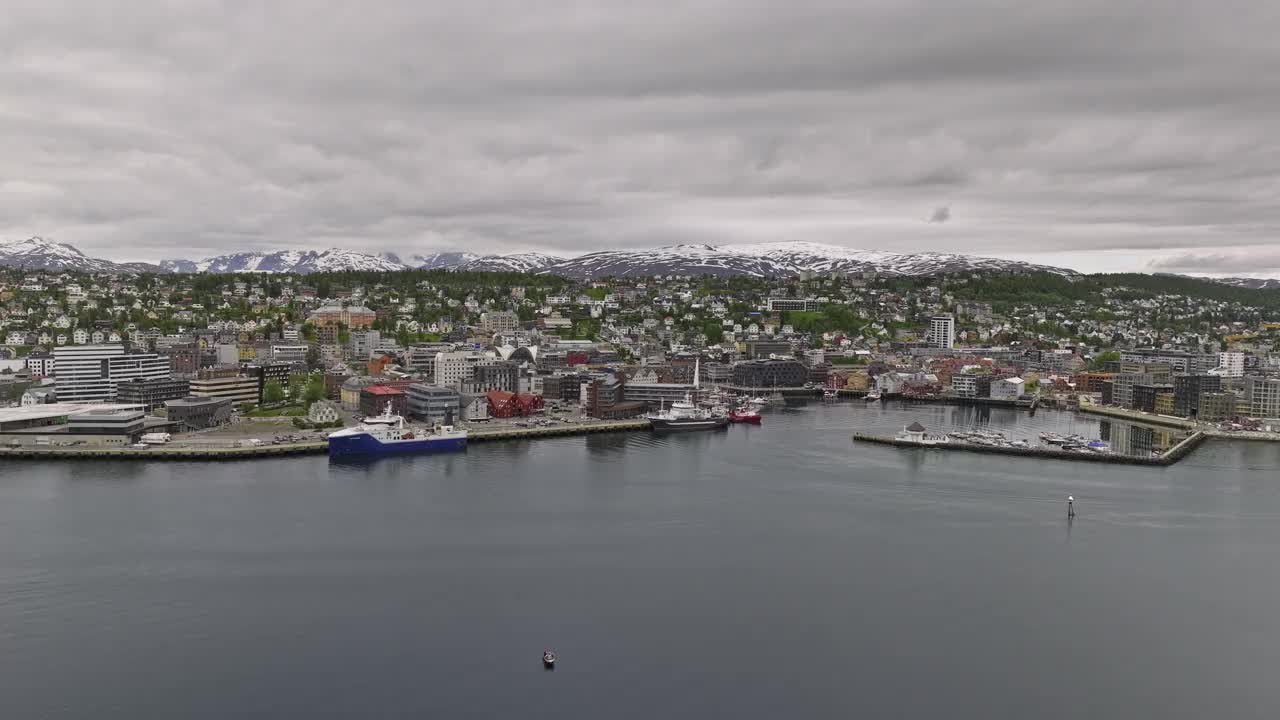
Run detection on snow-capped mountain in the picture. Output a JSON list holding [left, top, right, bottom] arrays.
[[160, 249, 409, 274], [540, 242, 1077, 279], [410, 252, 485, 270], [1209, 277, 1280, 290], [455, 252, 564, 273], [544, 244, 784, 279], [0, 236, 159, 274]]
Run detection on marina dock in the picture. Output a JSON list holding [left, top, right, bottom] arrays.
[[853, 430, 1208, 466]]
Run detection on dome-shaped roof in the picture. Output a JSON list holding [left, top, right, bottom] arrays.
[[496, 344, 538, 363]]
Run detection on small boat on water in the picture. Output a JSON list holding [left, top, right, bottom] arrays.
[[729, 407, 762, 424], [542, 650, 557, 669], [865, 391, 882, 402]]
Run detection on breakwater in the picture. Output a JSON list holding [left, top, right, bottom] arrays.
[[0, 419, 655, 461], [852, 431, 1208, 467]]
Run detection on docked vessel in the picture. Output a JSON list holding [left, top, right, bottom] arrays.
[[729, 407, 762, 424], [647, 358, 729, 432], [327, 402, 467, 457], [865, 391, 882, 402]]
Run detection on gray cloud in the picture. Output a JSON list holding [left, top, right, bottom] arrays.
[[1146, 251, 1280, 276], [1, 1, 1279, 273], [929, 206, 951, 224]]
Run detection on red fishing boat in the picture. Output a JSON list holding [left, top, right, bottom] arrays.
[[729, 408, 762, 424]]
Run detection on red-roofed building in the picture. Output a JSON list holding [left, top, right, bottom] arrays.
[[486, 390, 545, 418], [360, 384, 407, 418]]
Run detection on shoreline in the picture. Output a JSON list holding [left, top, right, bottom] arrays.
[[0, 419, 654, 461]]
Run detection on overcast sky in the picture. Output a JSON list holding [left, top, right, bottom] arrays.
[[2, 1, 1278, 274]]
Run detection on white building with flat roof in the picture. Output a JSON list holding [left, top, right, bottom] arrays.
[[928, 315, 955, 349]]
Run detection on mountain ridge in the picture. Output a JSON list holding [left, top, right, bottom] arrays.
[[5, 236, 1082, 278]]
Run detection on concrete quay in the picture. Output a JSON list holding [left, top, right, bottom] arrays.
[[852, 431, 1208, 467], [1075, 402, 1197, 430], [0, 419, 655, 462]]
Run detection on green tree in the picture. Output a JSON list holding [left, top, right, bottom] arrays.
[[263, 380, 285, 404], [288, 376, 307, 402], [1090, 350, 1120, 370], [703, 320, 724, 344], [303, 377, 326, 408], [305, 345, 321, 370]]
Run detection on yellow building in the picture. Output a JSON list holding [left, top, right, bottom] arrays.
[[1154, 392, 1175, 415], [238, 345, 257, 361], [844, 373, 870, 391]]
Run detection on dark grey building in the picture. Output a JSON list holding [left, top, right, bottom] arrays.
[[406, 384, 461, 424], [731, 359, 808, 388], [116, 377, 191, 410], [1173, 374, 1222, 418], [164, 396, 234, 431], [469, 361, 517, 393]]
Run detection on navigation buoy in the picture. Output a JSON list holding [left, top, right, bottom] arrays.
[[1067, 495, 1075, 517]]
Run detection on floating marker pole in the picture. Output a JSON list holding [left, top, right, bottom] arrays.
[[1067, 495, 1075, 518]]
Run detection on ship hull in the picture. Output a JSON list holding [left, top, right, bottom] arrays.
[[649, 417, 729, 432], [328, 433, 468, 457]]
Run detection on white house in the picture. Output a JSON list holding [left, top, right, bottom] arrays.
[[990, 377, 1025, 400]]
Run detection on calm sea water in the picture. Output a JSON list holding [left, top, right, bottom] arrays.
[[2, 402, 1279, 719]]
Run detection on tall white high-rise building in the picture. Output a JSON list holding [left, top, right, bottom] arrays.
[[928, 315, 956, 349], [53, 344, 171, 403], [433, 351, 497, 389], [1217, 351, 1245, 378]]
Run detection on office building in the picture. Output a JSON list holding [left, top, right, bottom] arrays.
[[1173, 374, 1221, 418], [1132, 383, 1174, 413], [52, 345, 170, 403], [189, 367, 261, 405], [1111, 364, 1172, 409], [116, 377, 191, 411], [744, 340, 793, 360], [1245, 376, 1280, 419], [1217, 352, 1245, 378], [467, 361, 518, 394], [928, 316, 955, 349], [66, 408, 147, 440], [406, 384, 461, 424], [730, 359, 808, 388], [272, 345, 309, 363], [952, 373, 992, 399], [24, 351, 54, 377], [349, 330, 382, 361], [164, 396, 234, 431], [1198, 392, 1236, 422], [433, 351, 496, 389]]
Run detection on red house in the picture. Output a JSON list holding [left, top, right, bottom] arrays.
[[486, 390, 545, 418]]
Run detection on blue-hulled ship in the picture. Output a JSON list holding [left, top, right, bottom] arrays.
[[327, 403, 467, 458]]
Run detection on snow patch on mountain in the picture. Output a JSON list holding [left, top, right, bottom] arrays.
[[541, 241, 1078, 279], [160, 249, 409, 274], [0, 236, 159, 274], [455, 252, 564, 273]]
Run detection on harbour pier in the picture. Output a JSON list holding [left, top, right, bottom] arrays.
[[852, 430, 1208, 467]]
